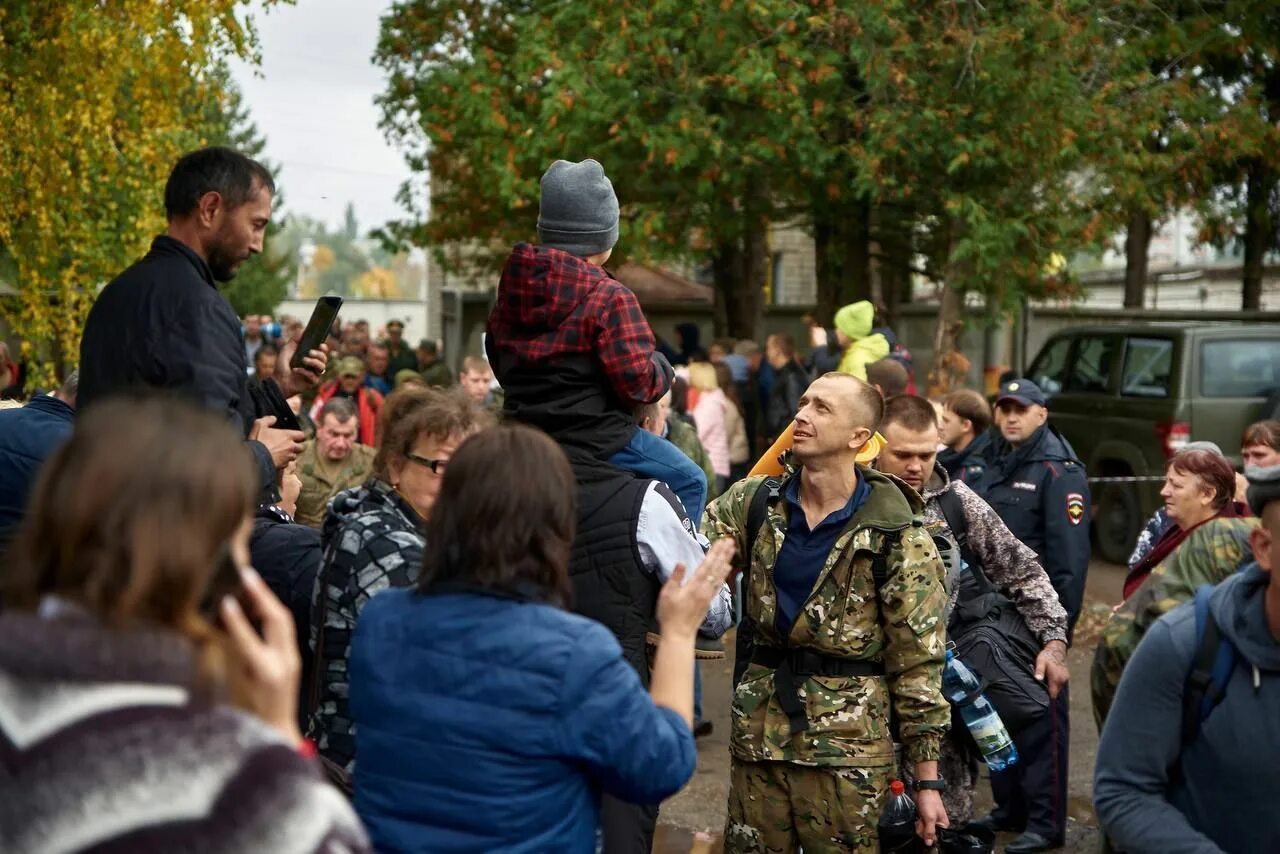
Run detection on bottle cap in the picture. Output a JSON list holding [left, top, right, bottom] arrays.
[[890, 779, 905, 795]]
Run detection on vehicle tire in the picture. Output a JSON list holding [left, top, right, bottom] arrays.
[[1094, 481, 1142, 565]]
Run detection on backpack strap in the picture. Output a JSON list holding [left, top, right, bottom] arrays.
[[936, 486, 998, 597], [1181, 585, 1238, 745], [733, 476, 784, 688]]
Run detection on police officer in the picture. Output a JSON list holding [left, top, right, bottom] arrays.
[[971, 378, 1090, 853], [704, 373, 951, 853]]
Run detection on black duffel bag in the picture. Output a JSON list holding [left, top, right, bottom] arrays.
[[938, 489, 1050, 736]]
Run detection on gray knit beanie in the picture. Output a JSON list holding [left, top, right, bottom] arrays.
[[1246, 464, 1280, 516], [537, 159, 619, 257]]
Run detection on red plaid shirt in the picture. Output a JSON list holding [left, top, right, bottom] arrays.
[[487, 243, 666, 405]]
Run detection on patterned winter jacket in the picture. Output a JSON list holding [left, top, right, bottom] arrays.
[[703, 466, 949, 767], [1090, 515, 1256, 729], [918, 464, 1068, 647], [308, 478, 427, 772]]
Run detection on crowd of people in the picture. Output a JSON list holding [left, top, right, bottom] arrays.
[[0, 145, 1278, 854]]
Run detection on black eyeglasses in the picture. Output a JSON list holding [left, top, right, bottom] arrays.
[[406, 453, 447, 474]]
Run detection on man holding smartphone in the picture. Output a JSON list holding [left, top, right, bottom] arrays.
[[79, 147, 327, 492]]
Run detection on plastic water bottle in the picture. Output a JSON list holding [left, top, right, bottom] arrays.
[[943, 649, 1019, 771], [877, 779, 920, 853]]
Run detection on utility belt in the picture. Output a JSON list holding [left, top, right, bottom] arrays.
[[751, 644, 886, 736]]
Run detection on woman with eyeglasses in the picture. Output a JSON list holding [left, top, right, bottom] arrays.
[[307, 386, 493, 779]]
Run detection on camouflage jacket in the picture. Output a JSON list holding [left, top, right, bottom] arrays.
[[918, 465, 1068, 646], [295, 440, 376, 529], [703, 467, 949, 767], [1090, 516, 1256, 729], [668, 416, 718, 500]]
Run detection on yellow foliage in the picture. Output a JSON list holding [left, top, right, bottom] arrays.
[[311, 243, 337, 273], [353, 266, 400, 299], [0, 1, 276, 389]]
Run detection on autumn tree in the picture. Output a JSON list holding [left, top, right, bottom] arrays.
[[0, 2, 279, 387]]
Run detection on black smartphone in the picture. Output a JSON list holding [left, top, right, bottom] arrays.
[[291, 295, 343, 369], [199, 544, 262, 635]]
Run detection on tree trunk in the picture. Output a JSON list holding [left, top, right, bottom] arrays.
[[842, 195, 873, 305], [813, 216, 839, 327], [880, 223, 912, 332], [928, 219, 972, 397], [1123, 207, 1152, 309], [1242, 158, 1273, 311], [710, 239, 739, 339], [813, 194, 873, 322]]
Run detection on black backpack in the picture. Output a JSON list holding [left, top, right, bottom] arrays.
[[937, 488, 1050, 736]]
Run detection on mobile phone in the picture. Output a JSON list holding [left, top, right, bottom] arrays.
[[291, 295, 343, 369], [199, 544, 262, 635]]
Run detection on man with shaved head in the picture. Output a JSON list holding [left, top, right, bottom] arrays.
[[704, 372, 951, 851]]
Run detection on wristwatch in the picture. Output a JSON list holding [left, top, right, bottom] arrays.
[[912, 778, 946, 792]]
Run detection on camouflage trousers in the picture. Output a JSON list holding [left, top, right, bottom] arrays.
[[724, 758, 890, 853]]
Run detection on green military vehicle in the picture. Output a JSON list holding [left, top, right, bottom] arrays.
[[1025, 324, 1279, 564]]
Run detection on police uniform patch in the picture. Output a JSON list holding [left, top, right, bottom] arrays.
[[1066, 492, 1085, 525]]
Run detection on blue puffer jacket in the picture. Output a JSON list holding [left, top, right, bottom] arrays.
[[349, 587, 696, 853], [0, 395, 74, 542]]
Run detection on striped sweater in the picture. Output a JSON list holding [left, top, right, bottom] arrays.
[[0, 609, 369, 853]]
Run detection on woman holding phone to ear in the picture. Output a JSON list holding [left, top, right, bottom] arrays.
[[0, 395, 368, 853]]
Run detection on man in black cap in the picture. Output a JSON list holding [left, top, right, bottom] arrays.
[[970, 377, 1091, 853], [383, 320, 420, 378]]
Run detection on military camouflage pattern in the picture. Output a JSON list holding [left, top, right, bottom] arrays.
[[669, 415, 718, 500], [703, 468, 950, 768], [725, 758, 888, 853], [905, 463, 1064, 826], [896, 736, 979, 830], [294, 439, 377, 529], [918, 465, 1069, 646], [1091, 516, 1257, 729]]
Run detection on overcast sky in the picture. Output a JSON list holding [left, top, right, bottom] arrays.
[[230, 0, 416, 233]]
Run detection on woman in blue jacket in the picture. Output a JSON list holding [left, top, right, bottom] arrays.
[[349, 424, 735, 853]]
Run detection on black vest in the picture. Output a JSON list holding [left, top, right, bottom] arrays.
[[568, 466, 655, 683], [487, 344, 636, 458]]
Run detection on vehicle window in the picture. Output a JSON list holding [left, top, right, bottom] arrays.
[[1029, 337, 1072, 394], [1121, 337, 1174, 398], [1200, 339, 1280, 398], [1065, 336, 1120, 394]]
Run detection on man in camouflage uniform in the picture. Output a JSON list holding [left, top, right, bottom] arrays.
[[876, 395, 1069, 829], [295, 397, 376, 528], [1091, 515, 1257, 729], [704, 373, 950, 853]]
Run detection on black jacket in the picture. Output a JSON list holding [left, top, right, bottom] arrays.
[[937, 428, 995, 486], [764, 361, 809, 440], [78, 235, 274, 491], [251, 505, 322, 732], [973, 424, 1091, 630]]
